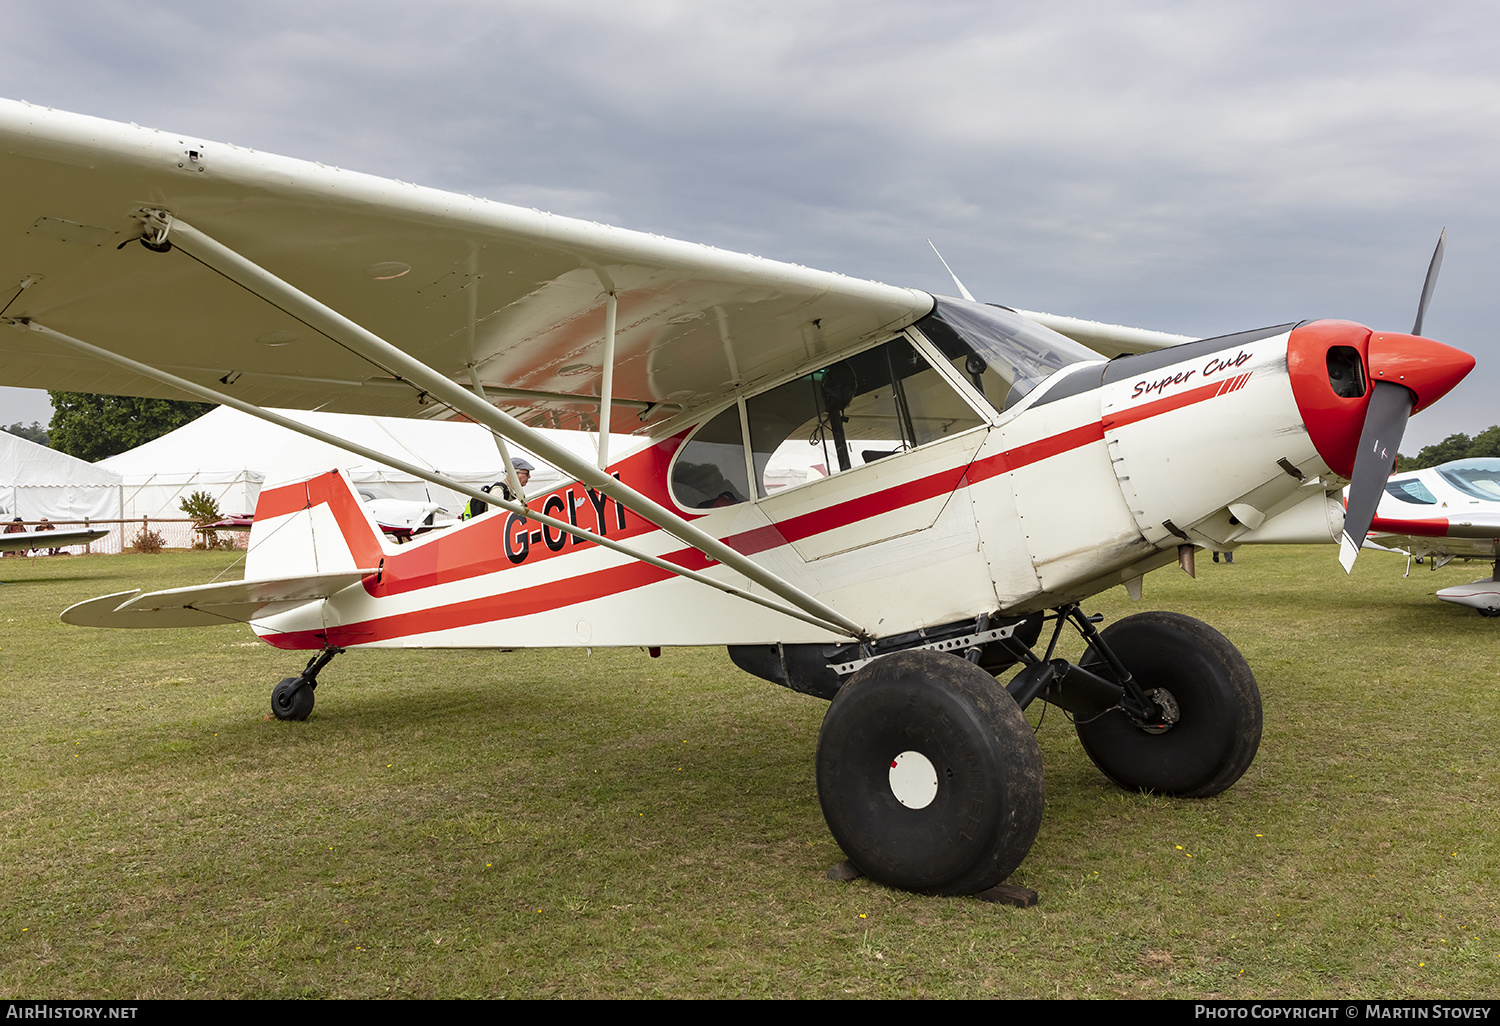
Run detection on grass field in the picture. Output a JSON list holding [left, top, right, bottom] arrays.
[[1, 546, 1497, 999]]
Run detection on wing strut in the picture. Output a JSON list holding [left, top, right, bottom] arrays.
[[153, 218, 866, 636], [151, 213, 861, 637], [17, 328, 865, 642], [18, 319, 861, 638], [465, 364, 528, 505], [597, 290, 617, 470]]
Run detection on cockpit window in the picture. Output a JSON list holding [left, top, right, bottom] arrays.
[[670, 336, 986, 507], [914, 296, 1102, 411], [1436, 458, 1500, 501], [1384, 479, 1437, 504], [746, 336, 984, 494]]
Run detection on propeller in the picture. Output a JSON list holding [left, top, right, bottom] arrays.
[[1412, 228, 1446, 337], [1339, 229, 1449, 573], [1339, 380, 1413, 571]]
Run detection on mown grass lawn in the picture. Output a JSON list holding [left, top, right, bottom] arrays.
[[1, 546, 1496, 998]]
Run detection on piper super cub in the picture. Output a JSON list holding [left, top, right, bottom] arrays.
[[0, 100, 1475, 897]]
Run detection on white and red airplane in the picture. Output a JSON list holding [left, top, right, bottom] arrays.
[[1362, 457, 1500, 615], [0, 100, 1476, 897]]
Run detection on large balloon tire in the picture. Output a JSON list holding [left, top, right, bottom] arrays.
[[816, 650, 1045, 895], [1077, 611, 1261, 798]]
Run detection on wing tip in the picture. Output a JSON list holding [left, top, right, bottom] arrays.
[[60, 590, 142, 627]]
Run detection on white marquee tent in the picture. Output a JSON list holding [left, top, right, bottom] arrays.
[[97, 407, 643, 520], [0, 430, 122, 522], [9, 403, 834, 538]]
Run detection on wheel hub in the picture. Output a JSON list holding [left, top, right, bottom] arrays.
[[888, 750, 940, 809], [1129, 687, 1180, 733]]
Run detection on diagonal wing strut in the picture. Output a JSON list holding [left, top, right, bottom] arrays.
[[17, 319, 863, 639], [14, 213, 868, 639]]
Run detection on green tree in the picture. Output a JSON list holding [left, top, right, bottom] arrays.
[[1400, 425, 1500, 471], [1, 421, 48, 446], [179, 490, 232, 550], [1466, 424, 1500, 459], [47, 393, 215, 462]]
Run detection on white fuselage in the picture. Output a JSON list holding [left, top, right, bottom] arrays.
[[246, 320, 1345, 652], [1365, 459, 1500, 561]]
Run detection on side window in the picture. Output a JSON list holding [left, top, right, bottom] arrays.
[[670, 405, 751, 509], [749, 337, 983, 496], [670, 337, 986, 508]]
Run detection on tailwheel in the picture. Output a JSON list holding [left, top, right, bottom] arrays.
[[268, 647, 342, 722], [1076, 611, 1261, 797], [815, 650, 1045, 895], [271, 676, 314, 721]]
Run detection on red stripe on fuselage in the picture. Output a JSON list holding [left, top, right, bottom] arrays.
[[1369, 514, 1452, 536], [267, 550, 720, 649], [725, 465, 972, 555], [364, 435, 688, 597], [965, 422, 1106, 486]]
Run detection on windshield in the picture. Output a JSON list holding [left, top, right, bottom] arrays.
[[914, 296, 1103, 411], [1437, 458, 1500, 501]]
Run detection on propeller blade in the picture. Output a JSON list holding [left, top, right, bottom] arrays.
[[1339, 381, 1415, 573], [1412, 228, 1446, 336]]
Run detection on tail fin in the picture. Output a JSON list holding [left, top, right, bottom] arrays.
[[247, 468, 387, 580]]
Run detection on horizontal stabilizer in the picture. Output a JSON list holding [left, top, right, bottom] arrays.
[[61, 570, 376, 628]]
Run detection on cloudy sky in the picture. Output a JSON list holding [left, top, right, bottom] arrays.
[[2, 0, 1497, 451]]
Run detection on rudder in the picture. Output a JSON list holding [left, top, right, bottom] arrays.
[[247, 469, 387, 580]]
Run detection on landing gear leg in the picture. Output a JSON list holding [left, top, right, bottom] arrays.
[[270, 647, 344, 722]]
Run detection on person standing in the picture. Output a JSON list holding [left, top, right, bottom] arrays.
[[463, 459, 535, 519]]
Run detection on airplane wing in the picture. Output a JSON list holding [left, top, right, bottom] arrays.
[[0, 99, 1200, 644], [1013, 309, 1194, 357], [60, 569, 377, 628], [0, 99, 931, 434], [0, 527, 107, 552]]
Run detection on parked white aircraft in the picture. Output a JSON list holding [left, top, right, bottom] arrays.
[[0, 525, 108, 553], [0, 100, 1476, 896], [1365, 458, 1500, 615]]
